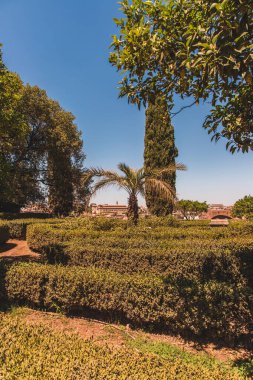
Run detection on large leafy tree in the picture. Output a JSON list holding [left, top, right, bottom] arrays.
[[72, 172, 93, 214], [110, 0, 253, 152], [85, 162, 186, 225], [21, 85, 85, 215], [0, 47, 87, 214], [232, 195, 253, 219], [0, 54, 30, 210], [144, 94, 178, 215]]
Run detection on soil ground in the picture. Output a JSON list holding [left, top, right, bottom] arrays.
[[13, 307, 250, 364]]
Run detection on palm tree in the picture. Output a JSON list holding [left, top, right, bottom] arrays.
[[85, 162, 186, 225]]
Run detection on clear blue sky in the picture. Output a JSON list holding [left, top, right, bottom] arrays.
[[1, 0, 252, 206]]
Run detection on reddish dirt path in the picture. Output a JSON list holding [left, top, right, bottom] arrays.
[[0, 239, 39, 261], [20, 308, 250, 363]]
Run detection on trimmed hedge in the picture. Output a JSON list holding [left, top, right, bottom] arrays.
[[0, 218, 63, 240], [27, 223, 79, 263], [0, 212, 52, 220], [26, 224, 253, 288], [27, 221, 253, 253], [0, 261, 5, 303], [65, 237, 253, 285], [4, 263, 252, 342], [0, 224, 9, 244], [0, 315, 245, 380]]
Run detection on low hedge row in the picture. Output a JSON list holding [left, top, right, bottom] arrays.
[[0, 224, 9, 244], [27, 222, 253, 249], [2, 216, 252, 244], [0, 316, 245, 380], [27, 224, 79, 262], [4, 263, 252, 342], [26, 224, 253, 287], [0, 218, 63, 240], [26, 225, 229, 256], [0, 212, 52, 220], [65, 238, 253, 286]]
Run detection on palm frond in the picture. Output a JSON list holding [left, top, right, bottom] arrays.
[[92, 178, 127, 194], [118, 162, 138, 189], [146, 178, 176, 202], [85, 161, 185, 207], [147, 162, 187, 177], [85, 167, 120, 179], [118, 162, 132, 177], [83, 166, 130, 196], [135, 167, 145, 196]]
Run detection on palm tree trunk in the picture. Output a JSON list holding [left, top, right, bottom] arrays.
[[128, 193, 139, 226]]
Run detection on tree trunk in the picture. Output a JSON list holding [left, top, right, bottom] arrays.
[[127, 193, 139, 226]]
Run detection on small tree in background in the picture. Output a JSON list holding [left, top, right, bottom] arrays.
[[144, 95, 178, 216], [177, 200, 208, 220], [232, 195, 253, 219]]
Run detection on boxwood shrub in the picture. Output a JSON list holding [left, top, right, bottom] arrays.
[[26, 224, 253, 288], [0, 219, 63, 240], [4, 263, 252, 342], [27, 221, 253, 254], [65, 237, 253, 285]]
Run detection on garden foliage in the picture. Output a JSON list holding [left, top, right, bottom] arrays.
[[1, 217, 253, 343], [4, 262, 252, 342], [0, 315, 245, 380]]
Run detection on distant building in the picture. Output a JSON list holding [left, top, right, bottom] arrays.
[[90, 202, 234, 220], [90, 203, 149, 219], [91, 203, 128, 218], [21, 203, 51, 214]]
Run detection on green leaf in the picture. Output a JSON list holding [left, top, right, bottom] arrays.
[[210, 3, 222, 11]]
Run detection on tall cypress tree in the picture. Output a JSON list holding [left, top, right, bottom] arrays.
[[47, 150, 74, 216], [144, 95, 178, 215]]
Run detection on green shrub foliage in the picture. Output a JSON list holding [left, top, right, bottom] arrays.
[[1, 218, 253, 344], [0, 218, 63, 240], [65, 237, 253, 286], [144, 95, 178, 216], [4, 263, 252, 342], [0, 315, 245, 380], [26, 223, 253, 288], [232, 195, 253, 219]]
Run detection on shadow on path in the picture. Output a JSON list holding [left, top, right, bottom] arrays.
[[0, 240, 40, 262], [0, 243, 17, 254]]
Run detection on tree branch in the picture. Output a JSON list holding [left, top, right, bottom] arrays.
[[171, 100, 197, 118]]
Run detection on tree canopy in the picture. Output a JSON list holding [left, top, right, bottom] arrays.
[[0, 49, 87, 214], [176, 199, 208, 220], [232, 195, 253, 219], [110, 0, 253, 153]]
